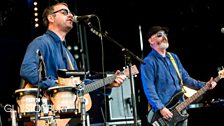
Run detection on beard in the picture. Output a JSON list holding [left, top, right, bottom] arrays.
[[159, 42, 169, 50]]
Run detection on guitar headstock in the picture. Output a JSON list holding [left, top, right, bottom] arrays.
[[123, 65, 139, 77], [218, 67, 224, 79]]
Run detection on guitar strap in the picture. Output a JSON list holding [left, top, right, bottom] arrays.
[[167, 52, 186, 93], [148, 52, 185, 111], [65, 50, 75, 70]]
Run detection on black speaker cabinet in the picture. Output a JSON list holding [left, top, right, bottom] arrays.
[[107, 74, 134, 121]]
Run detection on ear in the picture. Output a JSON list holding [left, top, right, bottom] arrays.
[[148, 38, 153, 44], [47, 14, 54, 23], [148, 37, 155, 47]]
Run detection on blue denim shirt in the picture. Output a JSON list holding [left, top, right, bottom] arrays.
[[20, 30, 80, 89], [140, 49, 205, 112]]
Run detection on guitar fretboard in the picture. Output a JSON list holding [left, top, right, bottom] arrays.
[[81, 65, 138, 94], [176, 76, 221, 112], [84, 75, 117, 94]]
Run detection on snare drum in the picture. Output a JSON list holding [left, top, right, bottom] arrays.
[[15, 88, 39, 118], [48, 86, 92, 116]]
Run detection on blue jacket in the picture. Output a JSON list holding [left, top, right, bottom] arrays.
[[20, 30, 79, 89], [141, 49, 205, 112]]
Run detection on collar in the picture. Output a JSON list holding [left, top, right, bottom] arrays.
[[45, 30, 62, 44], [151, 49, 170, 59]]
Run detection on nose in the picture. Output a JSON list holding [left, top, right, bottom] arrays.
[[68, 13, 74, 21], [68, 12, 74, 17], [162, 35, 168, 41]]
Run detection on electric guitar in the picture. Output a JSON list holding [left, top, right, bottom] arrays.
[[147, 68, 224, 126]]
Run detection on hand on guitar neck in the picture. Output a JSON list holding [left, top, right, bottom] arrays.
[[162, 77, 218, 121], [184, 77, 217, 98], [106, 70, 127, 88], [206, 77, 217, 89]]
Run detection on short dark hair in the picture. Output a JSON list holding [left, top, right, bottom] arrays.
[[146, 26, 169, 39], [42, 2, 68, 27]]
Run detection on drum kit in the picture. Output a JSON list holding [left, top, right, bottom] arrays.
[[13, 77, 90, 126]]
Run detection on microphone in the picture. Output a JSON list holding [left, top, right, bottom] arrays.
[[73, 14, 95, 23]]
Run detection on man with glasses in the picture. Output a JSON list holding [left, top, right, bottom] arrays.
[[140, 26, 217, 126], [20, 2, 126, 126]]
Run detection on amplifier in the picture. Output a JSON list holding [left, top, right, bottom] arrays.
[[107, 74, 134, 121]]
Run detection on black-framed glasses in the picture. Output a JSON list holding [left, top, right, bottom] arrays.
[[52, 9, 74, 16], [156, 32, 167, 37]]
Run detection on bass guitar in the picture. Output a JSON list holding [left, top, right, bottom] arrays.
[[147, 68, 224, 126]]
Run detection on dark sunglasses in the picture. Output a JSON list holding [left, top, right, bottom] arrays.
[[52, 9, 74, 16], [156, 32, 167, 37]]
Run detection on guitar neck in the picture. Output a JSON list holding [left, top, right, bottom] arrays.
[[176, 76, 221, 112], [81, 65, 139, 94], [84, 75, 116, 94]]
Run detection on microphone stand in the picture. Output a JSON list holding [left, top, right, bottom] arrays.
[[10, 108, 17, 126], [35, 50, 47, 126], [85, 21, 145, 126], [75, 82, 86, 126], [123, 50, 138, 126], [76, 20, 91, 126], [34, 58, 42, 126]]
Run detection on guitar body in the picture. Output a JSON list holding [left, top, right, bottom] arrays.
[[148, 92, 189, 126]]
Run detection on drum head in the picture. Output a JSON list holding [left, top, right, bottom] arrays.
[[15, 88, 39, 98], [47, 86, 76, 96], [15, 88, 39, 118]]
